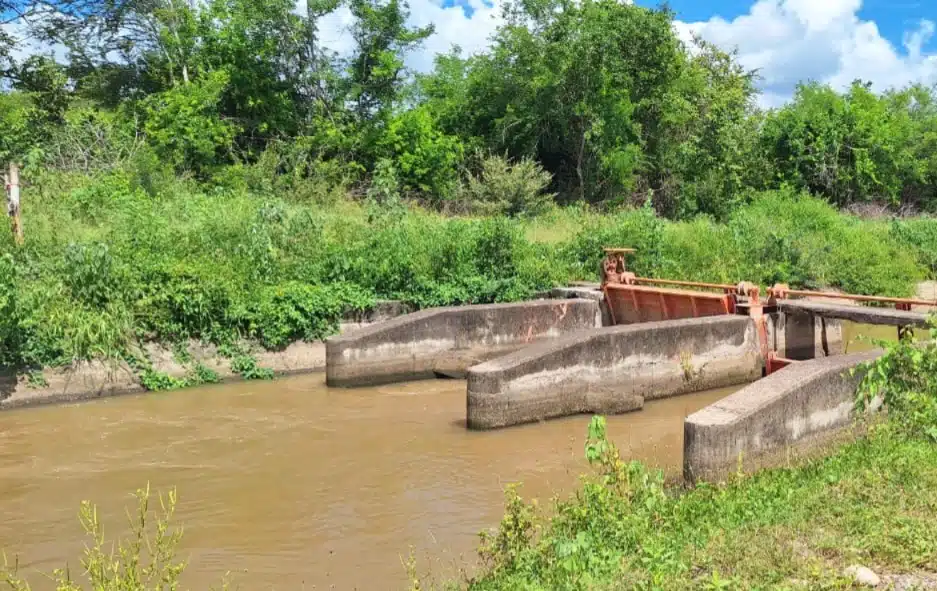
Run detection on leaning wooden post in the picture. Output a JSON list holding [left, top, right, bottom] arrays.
[[5, 162, 23, 245]]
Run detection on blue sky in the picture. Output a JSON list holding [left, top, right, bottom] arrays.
[[637, 0, 936, 56]]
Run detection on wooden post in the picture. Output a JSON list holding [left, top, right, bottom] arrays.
[[5, 162, 22, 245]]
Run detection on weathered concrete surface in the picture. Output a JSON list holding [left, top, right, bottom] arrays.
[[326, 299, 601, 387], [684, 349, 881, 483], [778, 300, 928, 328], [0, 302, 413, 411], [548, 286, 613, 326], [467, 315, 762, 430], [767, 312, 845, 360]]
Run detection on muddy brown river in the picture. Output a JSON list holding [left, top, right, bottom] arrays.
[[0, 375, 737, 589], [0, 320, 903, 589]]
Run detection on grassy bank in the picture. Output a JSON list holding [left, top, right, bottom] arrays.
[[450, 417, 937, 590], [2, 168, 937, 384], [444, 326, 937, 590]]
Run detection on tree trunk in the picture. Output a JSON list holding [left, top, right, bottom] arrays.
[[5, 162, 23, 245]]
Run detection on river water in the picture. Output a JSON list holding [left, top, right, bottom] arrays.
[[0, 376, 736, 590], [0, 320, 903, 589]]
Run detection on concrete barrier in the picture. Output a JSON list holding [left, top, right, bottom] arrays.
[[683, 349, 881, 483], [325, 299, 601, 387], [767, 312, 845, 361], [466, 315, 762, 430]]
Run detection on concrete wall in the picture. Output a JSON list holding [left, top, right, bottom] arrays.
[[466, 315, 762, 430], [325, 299, 601, 387], [683, 349, 881, 483], [767, 312, 844, 361]]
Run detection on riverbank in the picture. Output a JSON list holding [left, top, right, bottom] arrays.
[[3, 175, 937, 397], [454, 417, 937, 590], [0, 301, 411, 409]]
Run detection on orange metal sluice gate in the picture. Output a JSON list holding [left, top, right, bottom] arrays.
[[598, 246, 936, 376], [599, 247, 756, 325]]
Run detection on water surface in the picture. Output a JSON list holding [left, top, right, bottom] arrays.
[[0, 376, 736, 589]]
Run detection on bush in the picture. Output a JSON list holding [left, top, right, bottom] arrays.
[[237, 282, 374, 349], [891, 217, 937, 279], [856, 317, 937, 441], [378, 108, 464, 203], [141, 71, 237, 174], [465, 155, 555, 216]]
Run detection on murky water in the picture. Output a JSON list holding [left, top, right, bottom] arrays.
[[0, 376, 737, 590], [842, 321, 900, 353]]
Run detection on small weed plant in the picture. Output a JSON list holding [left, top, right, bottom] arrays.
[[0, 484, 229, 591]]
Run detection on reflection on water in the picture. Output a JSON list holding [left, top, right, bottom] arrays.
[[0, 376, 738, 590]]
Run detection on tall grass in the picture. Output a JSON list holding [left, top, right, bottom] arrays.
[[0, 170, 930, 376]]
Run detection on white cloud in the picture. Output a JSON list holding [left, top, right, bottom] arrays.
[[310, 0, 504, 72], [676, 0, 937, 107], [404, 0, 505, 72]]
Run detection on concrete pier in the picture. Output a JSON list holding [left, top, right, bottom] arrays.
[[466, 315, 762, 430], [767, 312, 845, 361], [325, 299, 601, 387], [683, 349, 881, 483]]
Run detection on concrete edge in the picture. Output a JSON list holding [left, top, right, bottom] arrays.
[[466, 315, 762, 430], [325, 298, 593, 347], [469, 315, 755, 381], [683, 348, 884, 484]]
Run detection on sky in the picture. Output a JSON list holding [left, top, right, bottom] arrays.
[[6, 0, 937, 107]]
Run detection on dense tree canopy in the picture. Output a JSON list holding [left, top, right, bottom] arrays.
[[3, 0, 937, 217]]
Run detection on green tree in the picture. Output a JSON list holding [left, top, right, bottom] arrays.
[[419, 0, 755, 213], [761, 81, 933, 207], [347, 0, 433, 120]]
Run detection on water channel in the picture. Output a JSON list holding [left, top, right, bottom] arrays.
[[0, 321, 901, 589], [0, 376, 738, 589]]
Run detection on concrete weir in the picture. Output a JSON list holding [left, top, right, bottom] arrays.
[[683, 349, 881, 483], [325, 299, 601, 386], [466, 315, 763, 430]]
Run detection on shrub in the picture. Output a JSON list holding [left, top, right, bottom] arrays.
[[378, 108, 464, 203], [0, 254, 21, 367], [856, 317, 937, 441], [63, 243, 121, 308], [465, 155, 555, 216], [141, 71, 237, 174], [238, 282, 374, 350], [891, 217, 937, 279]]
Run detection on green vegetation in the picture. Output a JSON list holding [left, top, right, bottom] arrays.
[[454, 416, 937, 590], [1, 484, 221, 591], [3, 0, 937, 216], [2, 0, 937, 382], [447, 323, 937, 590], [1, 176, 933, 380]]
